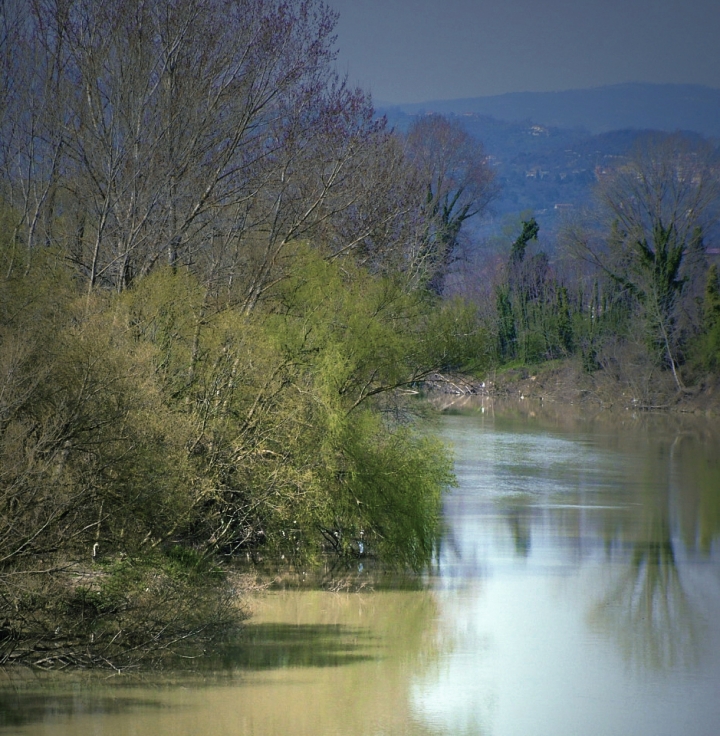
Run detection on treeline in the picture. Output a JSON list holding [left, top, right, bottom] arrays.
[[0, 0, 493, 667], [2, 0, 718, 669], [461, 132, 720, 403]]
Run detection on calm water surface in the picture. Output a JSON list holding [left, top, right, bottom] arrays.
[[2, 401, 720, 735]]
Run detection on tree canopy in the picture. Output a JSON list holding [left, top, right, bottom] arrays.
[[0, 0, 483, 668], [404, 114, 497, 293]]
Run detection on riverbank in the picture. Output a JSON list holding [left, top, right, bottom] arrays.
[[423, 361, 720, 416], [3, 408, 719, 735]]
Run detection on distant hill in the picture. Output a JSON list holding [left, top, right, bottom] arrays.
[[381, 84, 720, 138], [459, 121, 655, 243], [377, 108, 666, 241], [376, 85, 720, 245]]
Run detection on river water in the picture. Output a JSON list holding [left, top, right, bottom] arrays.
[[2, 400, 720, 735]]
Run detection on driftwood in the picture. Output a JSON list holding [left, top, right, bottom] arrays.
[[421, 373, 487, 396]]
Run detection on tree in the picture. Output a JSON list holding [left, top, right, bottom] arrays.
[[404, 114, 496, 293], [0, 0, 67, 273], [0, 0, 469, 667], [697, 264, 720, 369], [509, 218, 539, 267], [572, 133, 720, 389], [495, 217, 566, 363], [1, 0, 411, 307], [128, 250, 454, 569]]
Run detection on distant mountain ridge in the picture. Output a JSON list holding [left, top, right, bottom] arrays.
[[381, 84, 720, 138]]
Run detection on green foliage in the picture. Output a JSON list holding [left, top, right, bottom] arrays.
[[476, 134, 720, 390], [613, 221, 689, 371], [509, 218, 539, 266], [0, 260, 194, 563], [692, 264, 720, 371], [556, 286, 573, 353], [0, 0, 495, 667], [0, 235, 458, 664], [704, 264, 720, 323], [171, 248, 456, 568], [493, 219, 583, 366], [328, 412, 454, 569], [1, 238, 453, 573], [495, 286, 517, 361], [422, 297, 494, 373]]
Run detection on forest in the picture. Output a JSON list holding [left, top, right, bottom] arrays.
[[1, 0, 719, 669]]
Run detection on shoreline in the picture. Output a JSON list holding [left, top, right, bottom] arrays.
[[422, 362, 720, 417]]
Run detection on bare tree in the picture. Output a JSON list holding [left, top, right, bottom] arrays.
[[404, 114, 497, 293], [56, 0, 351, 294], [568, 133, 720, 389], [0, 0, 67, 274], [3, 0, 396, 301]]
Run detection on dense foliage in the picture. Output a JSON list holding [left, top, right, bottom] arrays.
[[0, 233, 477, 665], [459, 133, 720, 405], [0, 0, 497, 667]]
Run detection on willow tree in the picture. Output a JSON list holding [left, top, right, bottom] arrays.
[[0, 0, 478, 668]]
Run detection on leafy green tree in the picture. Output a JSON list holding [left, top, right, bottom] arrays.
[[113, 247, 456, 570], [495, 218, 559, 364], [0, 239, 458, 666], [495, 286, 517, 361], [556, 285, 573, 354], [509, 218, 539, 268], [696, 264, 720, 370]]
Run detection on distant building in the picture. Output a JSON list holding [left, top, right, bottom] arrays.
[[528, 125, 549, 136]]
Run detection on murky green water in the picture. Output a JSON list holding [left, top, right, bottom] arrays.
[[2, 401, 720, 735]]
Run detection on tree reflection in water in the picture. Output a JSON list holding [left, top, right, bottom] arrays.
[[440, 402, 720, 675], [507, 505, 532, 557], [588, 511, 699, 671], [572, 419, 718, 672], [587, 425, 720, 672]]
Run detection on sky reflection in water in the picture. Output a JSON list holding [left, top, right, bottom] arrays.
[[412, 406, 720, 736], [2, 404, 720, 736]]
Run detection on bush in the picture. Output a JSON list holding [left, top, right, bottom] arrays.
[[0, 243, 456, 666]]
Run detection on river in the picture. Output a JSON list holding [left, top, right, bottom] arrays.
[[2, 400, 720, 735]]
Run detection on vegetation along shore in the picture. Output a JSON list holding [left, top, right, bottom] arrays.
[[1, 0, 719, 669]]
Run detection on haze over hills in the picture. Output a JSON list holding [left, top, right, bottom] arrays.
[[377, 84, 720, 243], [379, 110, 680, 242], [380, 83, 720, 138]]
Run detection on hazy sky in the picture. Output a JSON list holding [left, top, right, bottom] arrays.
[[325, 0, 720, 104]]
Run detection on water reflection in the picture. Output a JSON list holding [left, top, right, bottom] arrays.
[[507, 505, 532, 557], [415, 402, 720, 736], [0, 689, 167, 730], [0, 590, 443, 736], [588, 514, 699, 672], [438, 403, 720, 670], [2, 403, 720, 736], [209, 623, 376, 670], [672, 430, 720, 554]]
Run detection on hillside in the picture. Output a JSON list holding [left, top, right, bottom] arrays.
[[380, 109, 660, 241], [379, 87, 720, 242], [382, 83, 720, 138]]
